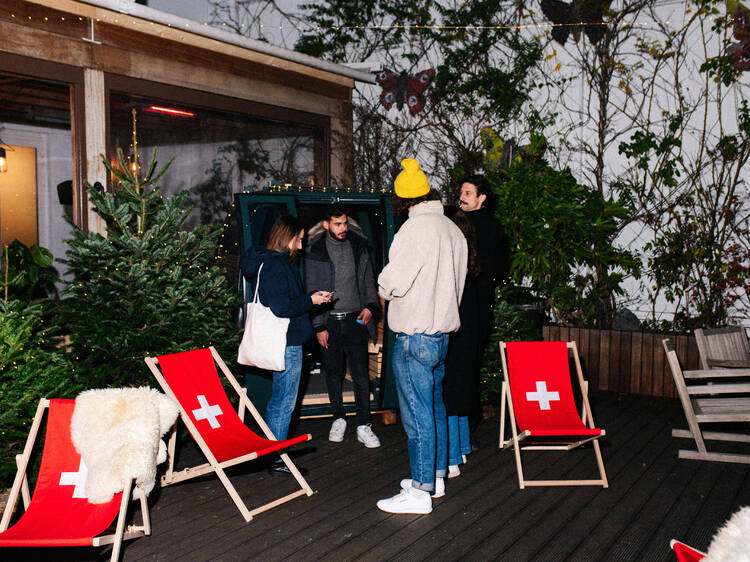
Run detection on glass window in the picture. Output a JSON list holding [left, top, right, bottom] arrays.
[[109, 92, 326, 231]]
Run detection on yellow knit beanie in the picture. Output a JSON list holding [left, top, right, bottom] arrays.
[[394, 158, 430, 198]]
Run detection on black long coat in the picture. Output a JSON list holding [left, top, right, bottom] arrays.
[[443, 272, 481, 416]]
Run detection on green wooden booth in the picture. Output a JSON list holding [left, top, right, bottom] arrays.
[[235, 188, 398, 418]]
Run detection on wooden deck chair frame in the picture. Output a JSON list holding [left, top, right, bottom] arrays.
[[144, 347, 313, 523], [0, 398, 150, 562], [498, 341, 608, 489], [694, 327, 750, 370], [663, 338, 750, 464]]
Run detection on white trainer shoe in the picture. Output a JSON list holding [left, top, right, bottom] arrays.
[[448, 464, 461, 478], [329, 418, 347, 442], [399, 477, 445, 498], [462, 454, 468, 464], [377, 486, 432, 514], [357, 424, 381, 448]]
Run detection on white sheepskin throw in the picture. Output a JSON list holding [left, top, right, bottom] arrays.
[[705, 505, 750, 562], [70, 387, 179, 504]]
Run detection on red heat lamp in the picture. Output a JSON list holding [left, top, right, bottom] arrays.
[[147, 105, 195, 117]]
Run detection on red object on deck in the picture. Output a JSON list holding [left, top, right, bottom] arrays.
[[0, 399, 122, 547], [506, 341, 603, 437], [157, 348, 309, 462], [670, 539, 707, 561]]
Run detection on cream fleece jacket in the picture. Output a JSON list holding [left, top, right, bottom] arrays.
[[378, 200, 468, 335]]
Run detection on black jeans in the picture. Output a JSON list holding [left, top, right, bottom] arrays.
[[321, 316, 370, 426]]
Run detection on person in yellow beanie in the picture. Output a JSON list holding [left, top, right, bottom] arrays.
[[376, 158, 468, 515]]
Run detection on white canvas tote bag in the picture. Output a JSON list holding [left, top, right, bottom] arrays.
[[237, 263, 290, 371]]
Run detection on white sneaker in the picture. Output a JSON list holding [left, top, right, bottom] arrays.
[[399, 477, 445, 498], [377, 486, 432, 514], [357, 424, 381, 448], [448, 465, 461, 479], [462, 454, 468, 464], [329, 418, 346, 442]]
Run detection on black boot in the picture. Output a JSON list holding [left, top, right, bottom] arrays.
[[268, 458, 309, 477]]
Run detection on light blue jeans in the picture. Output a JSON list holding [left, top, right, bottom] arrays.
[[448, 415, 471, 466], [392, 332, 449, 492], [265, 345, 303, 441]]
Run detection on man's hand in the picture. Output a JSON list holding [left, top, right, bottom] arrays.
[[317, 330, 330, 348], [357, 308, 372, 326]]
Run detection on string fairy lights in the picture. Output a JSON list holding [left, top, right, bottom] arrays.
[[4, 9, 669, 37]]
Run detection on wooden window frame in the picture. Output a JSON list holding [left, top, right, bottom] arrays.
[[0, 53, 87, 230]]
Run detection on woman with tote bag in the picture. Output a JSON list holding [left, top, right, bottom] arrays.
[[240, 215, 332, 475]]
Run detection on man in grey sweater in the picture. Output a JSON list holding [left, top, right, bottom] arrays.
[[305, 206, 381, 448]]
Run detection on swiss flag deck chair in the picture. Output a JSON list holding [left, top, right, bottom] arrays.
[[0, 398, 150, 561], [499, 341, 609, 488], [144, 347, 313, 522]]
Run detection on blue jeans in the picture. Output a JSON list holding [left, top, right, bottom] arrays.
[[265, 346, 302, 440], [448, 415, 471, 466], [392, 332, 449, 492]]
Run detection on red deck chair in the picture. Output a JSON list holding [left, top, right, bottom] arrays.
[[499, 341, 609, 488], [144, 347, 313, 522], [670, 539, 706, 561], [0, 398, 150, 561]]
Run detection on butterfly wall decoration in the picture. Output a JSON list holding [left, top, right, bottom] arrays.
[[540, 0, 613, 46], [374, 68, 436, 116], [727, 0, 750, 71]]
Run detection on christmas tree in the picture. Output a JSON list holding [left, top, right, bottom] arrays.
[[59, 110, 241, 387]]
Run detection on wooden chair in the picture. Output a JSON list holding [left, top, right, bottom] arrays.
[[0, 399, 150, 561], [670, 539, 706, 562], [663, 338, 750, 464], [694, 326, 750, 369], [144, 347, 313, 523], [499, 341, 608, 489]]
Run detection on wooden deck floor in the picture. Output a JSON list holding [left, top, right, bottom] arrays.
[[5, 391, 750, 561]]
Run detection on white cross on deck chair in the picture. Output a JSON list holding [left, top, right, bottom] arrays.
[[59, 458, 88, 499], [526, 381, 560, 411], [192, 394, 223, 428]]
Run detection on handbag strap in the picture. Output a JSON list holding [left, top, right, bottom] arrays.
[[253, 262, 263, 304]]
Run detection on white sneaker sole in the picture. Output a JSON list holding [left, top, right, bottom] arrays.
[[376, 501, 432, 515], [358, 436, 381, 448], [329, 434, 344, 443]]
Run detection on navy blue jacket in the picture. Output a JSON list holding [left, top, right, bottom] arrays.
[[240, 248, 313, 346]]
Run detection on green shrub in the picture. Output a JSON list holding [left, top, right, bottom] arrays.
[[490, 133, 637, 328], [0, 298, 75, 483], [1, 240, 59, 301], [479, 290, 538, 404]]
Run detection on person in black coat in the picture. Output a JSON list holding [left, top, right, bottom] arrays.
[[443, 207, 481, 476], [459, 174, 511, 450]]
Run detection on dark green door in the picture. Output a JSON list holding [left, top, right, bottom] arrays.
[[235, 189, 396, 419]]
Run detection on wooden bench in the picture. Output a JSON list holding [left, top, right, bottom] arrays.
[[663, 338, 750, 464], [694, 327, 750, 370]]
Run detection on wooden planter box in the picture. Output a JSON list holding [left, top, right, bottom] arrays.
[[543, 325, 701, 399]]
